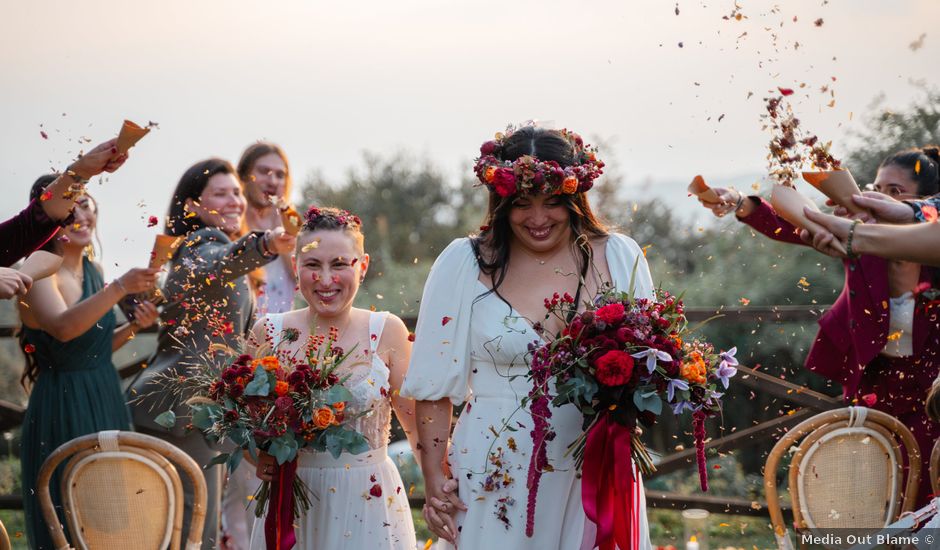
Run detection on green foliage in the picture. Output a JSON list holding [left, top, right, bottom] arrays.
[[845, 87, 940, 185]]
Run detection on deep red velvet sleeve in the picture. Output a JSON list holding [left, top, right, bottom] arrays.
[[0, 200, 60, 267]]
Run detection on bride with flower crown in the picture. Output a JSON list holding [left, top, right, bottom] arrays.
[[402, 125, 654, 549]]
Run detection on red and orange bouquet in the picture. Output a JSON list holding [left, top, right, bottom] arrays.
[[155, 327, 368, 550], [525, 286, 736, 549]]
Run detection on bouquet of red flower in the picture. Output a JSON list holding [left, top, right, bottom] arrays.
[[154, 327, 369, 550], [525, 286, 736, 549]]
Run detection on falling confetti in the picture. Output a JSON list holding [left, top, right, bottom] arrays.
[[442, 316, 453, 326], [147, 215, 159, 227], [909, 33, 927, 51]]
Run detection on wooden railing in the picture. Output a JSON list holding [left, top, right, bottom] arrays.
[[1, 305, 836, 514]]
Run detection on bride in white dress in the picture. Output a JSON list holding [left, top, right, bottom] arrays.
[[248, 207, 418, 549], [402, 126, 654, 549]]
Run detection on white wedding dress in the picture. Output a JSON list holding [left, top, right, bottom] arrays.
[[249, 311, 416, 549], [402, 235, 655, 550]]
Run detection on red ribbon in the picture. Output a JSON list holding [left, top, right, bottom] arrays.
[[265, 458, 298, 550], [581, 413, 638, 550]]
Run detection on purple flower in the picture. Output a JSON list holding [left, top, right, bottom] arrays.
[[631, 348, 673, 374], [672, 400, 694, 415], [716, 347, 738, 389], [666, 378, 689, 401]]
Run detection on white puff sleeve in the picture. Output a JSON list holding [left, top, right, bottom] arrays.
[[607, 233, 654, 301], [400, 238, 478, 405]]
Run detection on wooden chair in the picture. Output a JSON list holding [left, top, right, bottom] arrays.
[[0, 518, 11, 550], [37, 430, 207, 550], [765, 407, 921, 549]]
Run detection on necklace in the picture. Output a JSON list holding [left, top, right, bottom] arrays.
[[514, 243, 567, 266]]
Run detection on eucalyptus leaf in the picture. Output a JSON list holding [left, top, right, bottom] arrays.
[[244, 365, 271, 397], [633, 391, 663, 415], [154, 410, 177, 429], [226, 449, 243, 473], [268, 436, 299, 465], [192, 404, 222, 431], [206, 452, 230, 468]]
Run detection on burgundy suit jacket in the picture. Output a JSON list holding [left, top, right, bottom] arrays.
[[0, 199, 60, 267], [740, 198, 939, 399]]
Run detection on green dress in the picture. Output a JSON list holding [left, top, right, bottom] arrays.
[[21, 256, 131, 550]]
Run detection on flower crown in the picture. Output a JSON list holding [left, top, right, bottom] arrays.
[[472, 126, 605, 198], [303, 206, 362, 230]]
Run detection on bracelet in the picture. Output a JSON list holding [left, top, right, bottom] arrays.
[[733, 193, 746, 214], [845, 219, 861, 259]]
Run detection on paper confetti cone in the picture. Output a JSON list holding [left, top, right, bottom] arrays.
[[19, 251, 63, 281], [281, 206, 303, 236], [149, 234, 183, 269], [116, 120, 151, 154], [688, 175, 721, 203], [770, 184, 847, 255], [802, 169, 866, 216]]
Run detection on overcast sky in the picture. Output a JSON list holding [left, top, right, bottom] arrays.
[[1, 0, 937, 271]]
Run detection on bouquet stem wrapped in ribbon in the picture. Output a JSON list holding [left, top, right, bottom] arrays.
[[525, 287, 735, 549]]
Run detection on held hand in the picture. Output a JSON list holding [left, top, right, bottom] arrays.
[[801, 208, 852, 258], [698, 187, 741, 218], [131, 301, 160, 329], [423, 475, 465, 545], [255, 451, 276, 482], [0, 268, 32, 300], [266, 227, 297, 256], [117, 267, 161, 295], [852, 192, 916, 224], [68, 138, 129, 180]]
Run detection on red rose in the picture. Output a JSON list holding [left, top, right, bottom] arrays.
[[480, 141, 498, 156], [595, 303, 626, 325], [594, 350, 635, 387], [492, 168, 517, 197]]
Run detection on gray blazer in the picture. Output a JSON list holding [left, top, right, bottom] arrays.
[[130, 226, 275, 434]]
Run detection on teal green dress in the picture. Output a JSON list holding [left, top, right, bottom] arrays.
[[21, 257, 131, 550]]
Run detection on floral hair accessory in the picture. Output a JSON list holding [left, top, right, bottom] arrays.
[[473, 125, 605, 198], [302, 206, 362, 230]]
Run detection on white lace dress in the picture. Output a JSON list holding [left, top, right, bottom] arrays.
[[249, 311, 416, 549], [401, 235, 655, 550]]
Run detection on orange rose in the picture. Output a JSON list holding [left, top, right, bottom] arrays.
[[484, 166, 497, 183], [313, 407, 335, 429], [562, 176, 579, 194], [680, 351, 707, 384], [275, 380, 289, 396], [261, 356, 280, 372], [331, 402, 346, 413]]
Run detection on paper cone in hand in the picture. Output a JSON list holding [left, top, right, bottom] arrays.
[[281, 206, 303, 236], [802, 169, 866, 216], [116, 120, 150, 154], [688, 175, 721, 203], [770, 184, 847, 255], [20, 251, 63, 281], [150, 234, 183, 269]]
